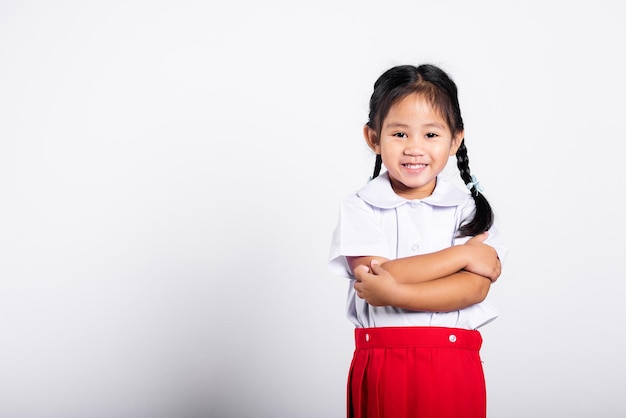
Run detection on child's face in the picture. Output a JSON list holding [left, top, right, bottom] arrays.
[[365, 93, 462, 200]]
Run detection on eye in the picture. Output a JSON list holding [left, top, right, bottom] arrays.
[[393, 132, 408, 138], [425, 132, 438, 139]]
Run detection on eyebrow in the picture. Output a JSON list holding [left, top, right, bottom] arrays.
[[384, 122, 410, 129], [384, 121, 446, 130]]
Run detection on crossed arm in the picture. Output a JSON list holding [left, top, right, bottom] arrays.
[[348, 233, 501, 312]]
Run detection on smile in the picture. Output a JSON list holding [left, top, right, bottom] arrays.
[[403, 164, 426, 169]]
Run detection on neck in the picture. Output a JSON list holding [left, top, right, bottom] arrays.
[[389, 177, 436, 200]]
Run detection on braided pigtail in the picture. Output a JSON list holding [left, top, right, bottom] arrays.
[[455, 140, 494, 237], [371, 154, 383, 180]]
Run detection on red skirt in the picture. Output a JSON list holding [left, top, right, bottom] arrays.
[[348, 327, 486, 418]]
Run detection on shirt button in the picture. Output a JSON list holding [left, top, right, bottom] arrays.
[[411, 244, 418, 252], [449, 334, 457, 343], [410, 202, 418, 208]]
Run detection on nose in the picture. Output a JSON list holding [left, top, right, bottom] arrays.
[[403, 137, 424, 156]]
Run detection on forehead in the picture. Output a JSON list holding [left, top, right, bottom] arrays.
[[384, 93, 448, 127]]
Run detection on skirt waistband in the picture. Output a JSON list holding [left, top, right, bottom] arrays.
[[355, 326, 482, 351]]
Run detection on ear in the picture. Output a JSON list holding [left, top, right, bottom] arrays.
[[449, 130, 464, 156], [363, 125, 381, 154]]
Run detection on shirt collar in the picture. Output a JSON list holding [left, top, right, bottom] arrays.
[[357, 171, 470, 209]]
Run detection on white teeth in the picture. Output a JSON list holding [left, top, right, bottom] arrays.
[[405, 164, 425, 169]]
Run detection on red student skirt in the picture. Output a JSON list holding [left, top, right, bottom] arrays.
[[348, 327, 486, 418]]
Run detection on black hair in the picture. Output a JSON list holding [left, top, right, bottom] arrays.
[[366, 64, 493, 237]]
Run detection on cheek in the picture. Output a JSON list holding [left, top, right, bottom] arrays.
[[380, 143, 401, 160], [432, 145, 455, 162], [443, 140, 459, 156], [378, 141, 393, 155]]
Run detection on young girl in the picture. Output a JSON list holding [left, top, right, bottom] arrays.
[[329, 64, 508, 418]]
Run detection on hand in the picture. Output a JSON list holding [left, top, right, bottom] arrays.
[[463, 232, 501, 282], [353, 260, 400, 306]]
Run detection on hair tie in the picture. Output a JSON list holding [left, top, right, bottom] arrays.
[[466, 174, 484, 195]]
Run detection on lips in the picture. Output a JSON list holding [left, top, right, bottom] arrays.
[[403, 163, 426, 169]]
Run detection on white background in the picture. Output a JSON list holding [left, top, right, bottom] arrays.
[[1, 1, 625, 417]]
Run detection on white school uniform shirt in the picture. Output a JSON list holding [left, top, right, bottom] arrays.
[[329, 172, 508, 330]]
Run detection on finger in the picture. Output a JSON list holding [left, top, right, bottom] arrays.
[[468, 231, 488, 243], [492, 266, 501, 283], [354, 264, 370, 279], [369, 259, 383, 274]]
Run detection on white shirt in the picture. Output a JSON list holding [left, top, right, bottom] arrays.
[[329, 172, 508, 330]]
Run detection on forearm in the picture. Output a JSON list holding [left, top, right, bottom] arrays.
[[392, 271, 491, 312], [381, 246, 469, 284]]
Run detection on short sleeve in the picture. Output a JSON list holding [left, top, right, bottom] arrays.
[[328, 193, 393, 279], [453, 199, 509, 263]]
